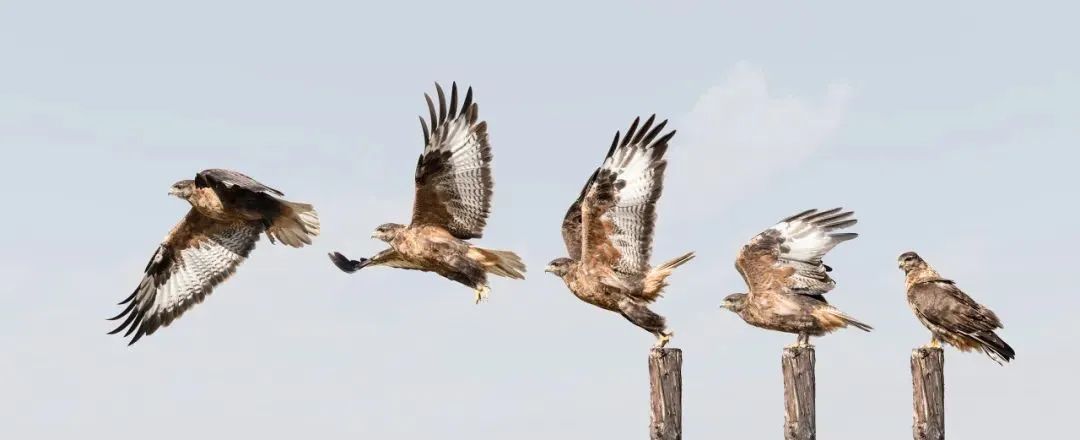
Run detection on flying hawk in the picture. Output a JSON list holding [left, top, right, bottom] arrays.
[[109, 169, 320, 345], [329, 82, 525, 303], [898, 251, 1015, 364], [720, 208, 871, 347], [545, 115, 694, 348]]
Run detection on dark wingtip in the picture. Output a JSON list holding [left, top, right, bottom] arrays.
[[329, 252, 366, 273]]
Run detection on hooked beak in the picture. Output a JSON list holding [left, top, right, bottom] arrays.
[[544, 265, 555, 274], [370, 232, 378, 239], [168, 187, 181, 197]]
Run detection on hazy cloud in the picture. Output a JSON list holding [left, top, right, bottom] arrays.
[[670, 62, 853, 214]]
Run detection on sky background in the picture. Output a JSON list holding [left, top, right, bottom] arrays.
[[1, 1, 1076, 438]]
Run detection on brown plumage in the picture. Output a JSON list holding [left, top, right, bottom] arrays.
[[899, 252, 1015, 364], [329, 83, 524, 303], [109, 169, 320, 345], [545, 115, 694, 348], [720, 208, 871, 347]]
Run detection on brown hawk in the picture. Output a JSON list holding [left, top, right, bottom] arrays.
[[109, 169, 320, 345], [329, 82, 525, 303], [720, 208, 871, 347], [899, 251, 1015, 364], [545, 115, 694, 348]]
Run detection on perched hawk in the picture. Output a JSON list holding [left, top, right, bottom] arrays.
[[898, 252, 1015, 364], [720, 208, 871, 347], [109, 169, 320, 345], [329, 82, 525, 303], [545, 115, 694, 348]]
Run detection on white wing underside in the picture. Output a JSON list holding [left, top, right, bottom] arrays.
[[602, 145, 662, 275]]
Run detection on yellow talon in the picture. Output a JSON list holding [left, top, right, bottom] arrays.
[[654, 330, 674, 348], [474, 285, 491, 304]]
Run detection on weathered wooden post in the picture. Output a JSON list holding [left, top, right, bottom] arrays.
[[649, 348, 682, 440], [911, 347, 945, 440], [782, 346, 816, 440]]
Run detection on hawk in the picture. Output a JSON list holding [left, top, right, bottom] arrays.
[[109, 169, 320, 345], [720, 208, 871, 347], [545, 115, 694, 348], [329, 82, 525, 303], [898, 251, 1015, 364]]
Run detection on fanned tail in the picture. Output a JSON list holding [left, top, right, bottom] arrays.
[[469, 247, 526, 280], [642, 251, 695, 301], [268, 201, 320, 248]]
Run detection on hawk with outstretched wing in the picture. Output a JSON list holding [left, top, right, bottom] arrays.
[[720, 208, 871, 347], [329, 83, 524, 303], [545, 115, 694, 348], [109, 169, 320, 345]]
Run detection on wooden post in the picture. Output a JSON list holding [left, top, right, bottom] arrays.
[[912, 347, 945, 440], [649, 348, 682, 440], [782, 346, 816, 440]]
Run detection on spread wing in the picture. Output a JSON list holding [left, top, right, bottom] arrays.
[[108, 210, 262, 345], [580, 115, 675, 277], [196, 169, 284, 197], [909, 280, 1003, 334], [410, 82, 493, 240], [560, 169, 598, 260], [736, 208, 857, 299], [369, 248, 429, 270]]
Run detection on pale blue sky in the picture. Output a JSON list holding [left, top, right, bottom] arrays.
[[1, 1, 1076, 438]]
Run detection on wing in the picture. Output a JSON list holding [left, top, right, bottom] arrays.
[[328, 248, 428, 273], [370, 248, 429, 270], [196, 169, 284, 197], [108, 210, 262, 345], [580, 115, 675, 277], [410, 82, 493, 240], [736, 208, 858, 299], [909, 280, 1003, 333], [560, 169, 598, 260]]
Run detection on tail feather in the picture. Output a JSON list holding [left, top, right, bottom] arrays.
[[470, 247, 526, 280], [269, 201, 320, 248], [642, 251, 695, 300], [841, 314, 873, 332], [974, 331, 1015, 364]]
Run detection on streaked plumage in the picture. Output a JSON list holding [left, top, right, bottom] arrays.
[[546, 115, 694, 348], [899, 252, 1015, 364], [109, 169, 320, 345], [329, 83, 524, 303], [720, 208, 871, 347]]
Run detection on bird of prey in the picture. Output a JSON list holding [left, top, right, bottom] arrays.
[[545, 115, 694, 348], [719, 208, 871, 347], [109, 169, 320, 345], [898, 251, 1015, 364], [329, 82, 525, 303]]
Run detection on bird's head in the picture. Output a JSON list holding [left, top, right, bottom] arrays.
[[544, 257, 574, 277], [898, 251, 927, 274], [168, 179, 196, 200], [371, 223, 405, 242], [719, 293, 748, 314]]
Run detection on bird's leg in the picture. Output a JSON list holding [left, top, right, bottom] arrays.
[[924, 335, 942, 349], [799, 333, 812, 348], [473, 284, 491, 304], [785, 333, 803, 349], [654, 329, 675, 348]]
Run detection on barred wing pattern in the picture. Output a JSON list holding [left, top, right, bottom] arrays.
[[581, 115, 675, 277], [411, 82, 493, 240], [108, 210, 261, 345], [736, 208, 858, 299]]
